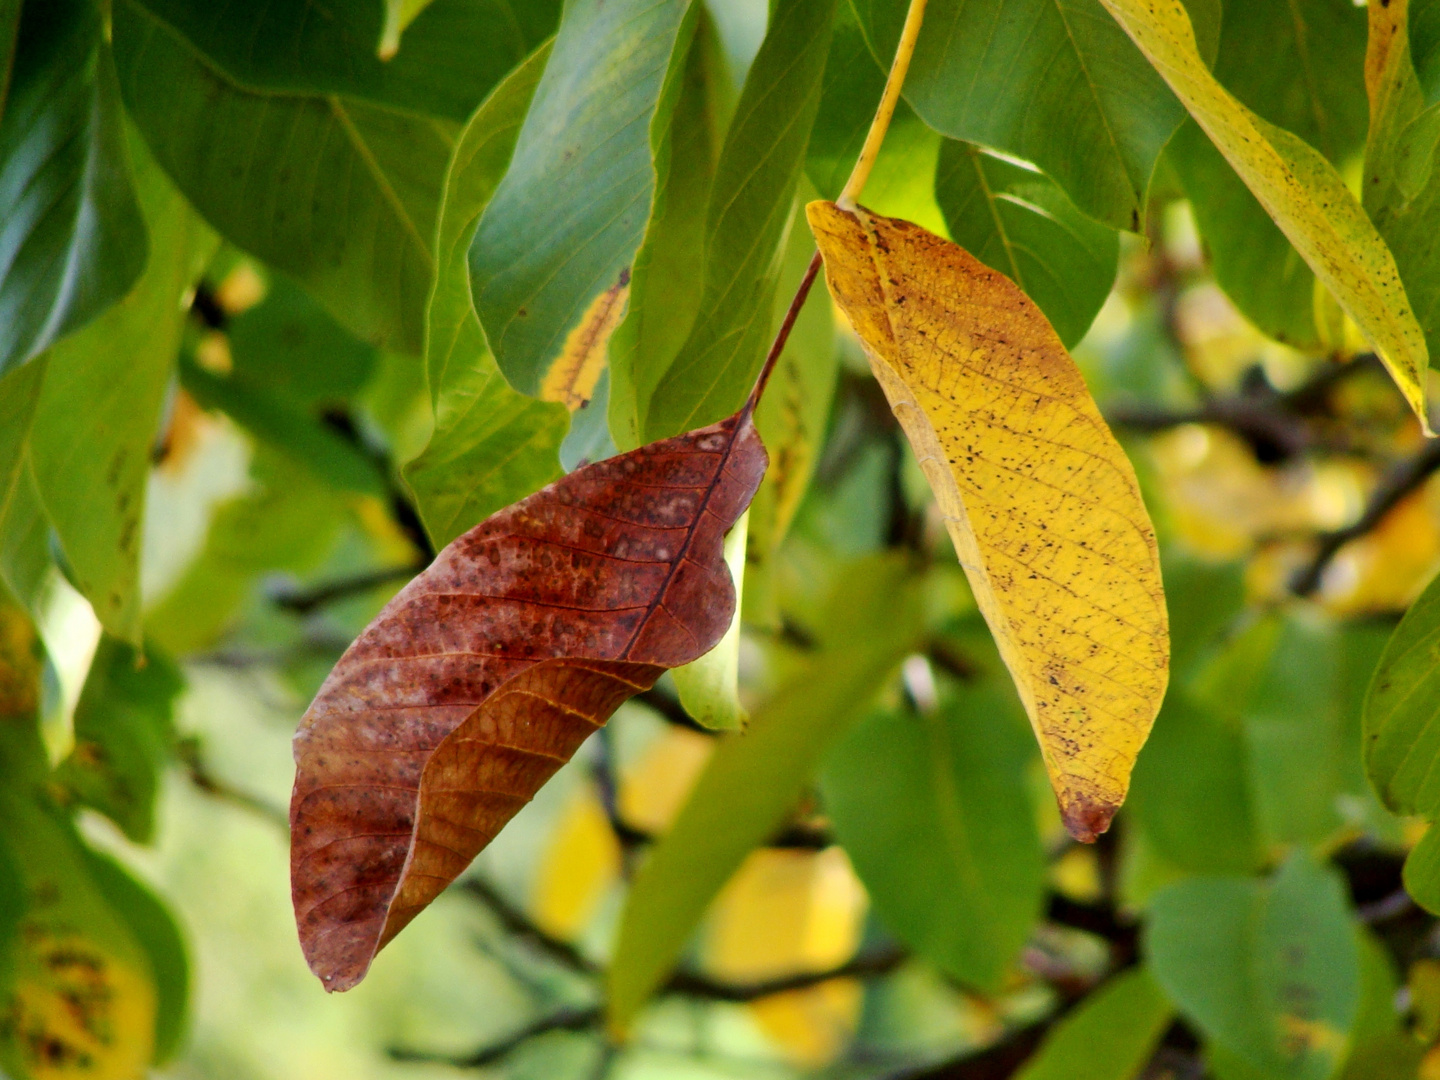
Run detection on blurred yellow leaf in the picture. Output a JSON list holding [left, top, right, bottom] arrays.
[[618, 727, 714, 836], [807, 202, 1168, 841], [1320, 485, 1440, 615], [530, 787, 621, 941], [703, 847, 867, 1068], [1097, 0, 1431, 431]]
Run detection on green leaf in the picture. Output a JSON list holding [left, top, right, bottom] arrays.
[[1014, 967, 1174, 1080], [0, 361, 51, 616], [1334, 928, 1420, 1080], [79, 849, 189, 1063], [640, 0, 839, 440], [1145, 853, 1361, 1080], [0, 834, 23, 1009], [933, 140, 1118, 348], [1168, 0, 1368, 350], [403, 43, 569, 548], [145, 449, 348, 655], [606, 8, 727, 450], [0, 793, 161, 1079], [0, 0, 147, 376], [821, 683, 1044, 991], [53, 635, 183, 844], [745, 192, 840, 616], [379, 0, 439, 60], [851, 0, 1188, 231], [129, 0, 556, 120], [179, 356, 387, 497], [671, 512, 748, 731], [472, 0, 696, 394], [227, 278, 379, 408], [607, 555, 927, 1034], [1129, 695, 1265, 876], [112, 0, 461, 354], [27, 137, 216, 643], [1363, 0, 1440, 382], [1099, 0, 1430, 431], [1168, 123, 1322, 350], [1361, 567, 1440, 912], [1195, 613, 1390, 851]]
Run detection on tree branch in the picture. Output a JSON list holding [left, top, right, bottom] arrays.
[[1291, 435, 1440, 595], [387, 1005, 602, 1067], [267, 563, 426, 614]]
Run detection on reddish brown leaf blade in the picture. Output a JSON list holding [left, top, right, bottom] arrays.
[[290, 411, 766, 990]]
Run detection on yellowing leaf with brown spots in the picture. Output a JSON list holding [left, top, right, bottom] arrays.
[[538, 271, 630, 411], [806, 202, 1168, 841]]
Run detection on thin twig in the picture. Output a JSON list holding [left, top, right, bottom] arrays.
[[388, 1005, 602, 1066], [1291, 436, 1440, 595], [663, 944, 907, 1002], [745, 251, 823, 412], [459, 877, 599, 974], [175, 738, 289, 832], [268, 562, 426, 614]]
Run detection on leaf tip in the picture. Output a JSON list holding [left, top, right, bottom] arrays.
[[1060, 796, 1119, 845]]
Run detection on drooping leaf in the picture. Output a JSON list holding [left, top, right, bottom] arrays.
[[1362, 0, 1440, 375], [291, 406, 766, 991], [53, 636, 184, 845], [112, 0, 527, 353], [380, 0, 439, 60], [607, 9, 726, 451], [1014, 967, 1174, 1080], [851, 0, 1189, 231], [807, 202, 1168, 841], [1364, 567, 1440, 911], [821, 684, 1045, 991], [1145, 853, 1360, 1080], [1097, 0, 1431, 430], [639, 0, 839, 441], [403, 43, 570, 549], [27, 138, 216, 642], [472, 0, 695, 393], [607, 555, 927, 1033], [1168, 0, 1368, 350], [0, 0, 148, 377], [933, 140, 1119, 349], [117, 0, 558, 120], [671, 511, 749, 731]]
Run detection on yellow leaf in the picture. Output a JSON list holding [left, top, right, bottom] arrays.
[[530, 787, 621, 940], [749, 980, 863, 1067], [617, 726, 715, 836], [538, 270, 630, 411], [1095, 0, 1431, 432], [806, 202, 1168, 841]]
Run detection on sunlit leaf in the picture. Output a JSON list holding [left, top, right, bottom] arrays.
[[403, 44, 569, 548], [1362, 0, 1440, 377], [27, 139, 216, 642], [640, 0, 839, 441], [1167, 0, 1368, 350], [0, 0, 147, 377], [851, 0, 1192, 231], [473, 0, 695, 393], [672, 511, 749, 731], [808, 202, 1168, 841], [1097, 0, 1431, 430], [933, 141, 1118, 349]]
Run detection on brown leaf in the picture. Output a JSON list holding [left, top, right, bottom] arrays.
[[290, 410, 765, 990]]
